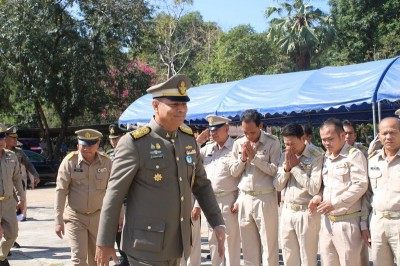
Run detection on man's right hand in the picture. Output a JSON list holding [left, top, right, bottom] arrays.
[[95, 246, 118, 266], [361, 229, 371, 248], [55, 224, 64, 239]]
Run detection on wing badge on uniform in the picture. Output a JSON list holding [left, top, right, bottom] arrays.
[[154, 173, 163, 182]]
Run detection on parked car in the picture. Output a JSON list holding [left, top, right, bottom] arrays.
[[18, 138, 42, 153], [23, 150, 60, 186]]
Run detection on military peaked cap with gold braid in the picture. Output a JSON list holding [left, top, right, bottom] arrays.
[[147, 74, 191, 102], [109, 124, 126, 139], [130, 126, 151, 140], [75, 129, 102, 146], [5, 125, 18, 138], [0, 123, 6, 138]]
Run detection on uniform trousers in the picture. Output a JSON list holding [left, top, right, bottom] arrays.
[[320, 215, 363, 266], [238, 192, 279, 266], [370, 212, 400, 265], [280, 204, 320, 266], [180, 217, 201, 266], [64, 207, 100, 266], [129, 257, 180, 266], [0, 199, 18, 261], [208, 193, 240, 266]]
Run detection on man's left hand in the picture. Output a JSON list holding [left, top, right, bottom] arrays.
[[214, 225, 226, 257], [17, 200, 25, 212]]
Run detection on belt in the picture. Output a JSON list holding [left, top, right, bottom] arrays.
[[74, 209, 100, 215], [374, 210, 400, 219], [328, 211, 366, 222], [214, 191, 235, 198], [241, 188, 275, 196], [0, 196, 11, 201], [285, 203, 308, 212]]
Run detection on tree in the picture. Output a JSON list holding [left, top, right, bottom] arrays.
[[328, 0, 400, 64], [266, 0, 334, 70], [0, 0, 151, 158]]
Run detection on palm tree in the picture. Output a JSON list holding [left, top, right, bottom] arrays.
[[266, 0, 334, 71]]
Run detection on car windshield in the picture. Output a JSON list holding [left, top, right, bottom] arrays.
[[23, 150, 46, 163]]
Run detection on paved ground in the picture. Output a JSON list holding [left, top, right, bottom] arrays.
[[7, 184, 371, 265]]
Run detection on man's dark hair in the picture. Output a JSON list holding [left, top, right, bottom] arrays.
[[342, 120, 355, 131], [303, 125, 313, 137], [282, 123, 304, 139], [240, 109, 262, 127], [320, 118, 344, 135]]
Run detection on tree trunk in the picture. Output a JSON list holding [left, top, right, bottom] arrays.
[[33, 99, 53, 159]]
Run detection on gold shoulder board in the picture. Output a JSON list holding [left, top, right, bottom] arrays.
[[368, 150, 378, 160], [66, 151, 78, 160], [130, 126, 151, 140], [99, 151, 110, 158], [309, 147, 323, 157], [179, 124, 193, 136], [348, 146, 357, 154], [5, 149, 15, 154], [359, 144, 368, 151]]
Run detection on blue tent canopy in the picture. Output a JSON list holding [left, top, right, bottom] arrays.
[[119, 57, 400, 126]]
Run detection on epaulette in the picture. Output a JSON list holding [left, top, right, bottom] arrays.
[[266, 133, 278, 140], [309, 146, 323, 157], [4, 149, 15, 154], [106, 149, 114, 155], [130, 126, 151, 140], [66, 151, 78, 160], [99, 151, 110, 158], [347, 146, 357, 154], [357, 143, 368, 151], [179, 124, 193, 136], [368, 150, 378, 160], [234, 134, 245, 141]]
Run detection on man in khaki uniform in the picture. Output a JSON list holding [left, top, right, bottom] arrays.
[[95, 74, 225, 266], [361, 117, 400, 265], [229, 109, 281, 265], [195, 115, 241, 265], [274, 123, 323, 266], [309, 118, 368, 266], [0, 123, 25, 266], [54, 129, 112, 266], [342, 120, 369, 157]]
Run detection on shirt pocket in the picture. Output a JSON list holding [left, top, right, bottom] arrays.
[[71, 171, 86, 185], [144, 161, 169, 186], [95, 168, 108, 190], [133, 217, 166, 253], [368, 168, 382, 189], [333, 163, 350, 184]]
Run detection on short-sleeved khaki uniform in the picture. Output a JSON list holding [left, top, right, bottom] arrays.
[[274, 143, 323, 266], [362, 149, 400, 265], [199, 137, 240, 266], [320, 143, 368, 266], [229, 131, 281, 266], [0, 149, 25, 261], [55, 151, 111, 266]]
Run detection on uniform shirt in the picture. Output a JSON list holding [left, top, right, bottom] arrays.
[[200, 137, 238, 193], [96, 118, 223, 261], [322, 142, 368, 216], [11, 147, 39, 178], [274, 143, 324, 205], [54, 151, 112, 225], [353, 143, 369, 158], [229, 131, 281, 192], [0, 149, 25, 201]]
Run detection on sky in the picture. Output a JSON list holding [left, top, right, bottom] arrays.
[[190, 0, 330, 33]]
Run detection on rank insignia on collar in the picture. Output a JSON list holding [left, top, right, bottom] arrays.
[[154, 173, 163, 182]]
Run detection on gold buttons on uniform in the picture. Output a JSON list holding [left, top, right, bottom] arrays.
[[180, 217, 184, 222], [171, 139, 175, 143], [179, 177, 182, 181], [181, 196, 184, 201], [176, 157, 179, 161], [147, 226, 152, 230], [156, 165, 159, 169]]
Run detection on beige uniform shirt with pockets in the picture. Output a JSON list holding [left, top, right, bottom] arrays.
[[274, 143, 324, 204], [230, 131, 281, 192], [55, 151, 112, 225], [0, 149, 25, 201], [322, 143, 368, 216]]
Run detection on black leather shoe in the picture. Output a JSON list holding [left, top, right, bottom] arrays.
[[13, 241, 21, 248], [0, 259, 10, 266]]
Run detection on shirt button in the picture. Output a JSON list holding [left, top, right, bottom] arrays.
[[176, 157, 179, 161], [180, 217, 184, 222], [179, 177, 182, 181], [147, 226, 151, 230], [181, 196, 184, 201], [171, 139, 175, 143], [156, 165, 159, 169]]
